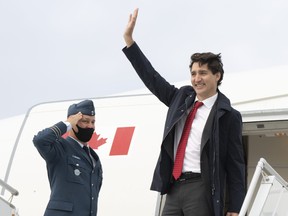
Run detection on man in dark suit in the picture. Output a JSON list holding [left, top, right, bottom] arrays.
[[33, 99, 103, 216], [122, 8, 245, 216]]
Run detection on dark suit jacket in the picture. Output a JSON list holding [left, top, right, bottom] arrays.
[[123, 42, 245, 215], [33, 121, 103, 216]]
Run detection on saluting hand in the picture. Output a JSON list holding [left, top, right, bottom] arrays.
[[67, 112, 83, 132], [124, 8, 138, 48]]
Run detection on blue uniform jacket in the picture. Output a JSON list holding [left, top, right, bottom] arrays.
[[123, 42, 245, 215], [33, 121, 103, 216]]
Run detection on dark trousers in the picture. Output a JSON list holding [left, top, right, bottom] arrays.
[[161, 175, 214, 216]]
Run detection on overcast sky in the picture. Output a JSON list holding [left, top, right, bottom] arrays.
[[1, 0, 287, 119]]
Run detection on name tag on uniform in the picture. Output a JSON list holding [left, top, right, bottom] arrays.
[[72, 155, 81, 160]]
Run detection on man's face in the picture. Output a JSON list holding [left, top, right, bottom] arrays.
[[190, 62, 220, 101], [77, 115, 95, 129], [71, 114, 95, 143]]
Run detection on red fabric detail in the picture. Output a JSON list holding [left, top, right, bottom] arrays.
[[172, 101, 203, 180]]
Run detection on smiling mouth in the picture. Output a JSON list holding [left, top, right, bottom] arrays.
[[195, 83, 205, 87]]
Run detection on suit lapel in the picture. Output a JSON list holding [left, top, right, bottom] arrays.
[[185, 95, 195, 110], [164, 94, 195, 159], [201, 103, 217, 153]]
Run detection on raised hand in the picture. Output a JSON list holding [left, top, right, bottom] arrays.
[[123, 8, 139, 47]]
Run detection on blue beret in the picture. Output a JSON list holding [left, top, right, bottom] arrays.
[[67, 100, 95, 117]]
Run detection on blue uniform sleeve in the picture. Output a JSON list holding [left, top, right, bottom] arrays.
[[33, 121, 67, 162]]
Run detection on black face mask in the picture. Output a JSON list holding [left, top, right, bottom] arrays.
[[72, 125, 94, 142]]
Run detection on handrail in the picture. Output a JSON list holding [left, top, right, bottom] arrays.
[[0, 179, 19, 196], [239, 158, 288, 216]]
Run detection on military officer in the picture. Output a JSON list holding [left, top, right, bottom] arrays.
[[33, 99, 103, 216]]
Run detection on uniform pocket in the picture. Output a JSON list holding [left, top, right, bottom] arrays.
[[47, 200, 73, 212], [66, 156, 88, 184]]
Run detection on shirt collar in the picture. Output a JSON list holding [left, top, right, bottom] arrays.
[[196, 93, 218, 109], [69, 136, 88, 148]]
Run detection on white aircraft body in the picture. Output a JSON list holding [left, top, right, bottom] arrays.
[[1, 66, 288, 215]]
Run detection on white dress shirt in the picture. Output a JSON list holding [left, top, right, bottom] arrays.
[[174, 93, 218, 173]]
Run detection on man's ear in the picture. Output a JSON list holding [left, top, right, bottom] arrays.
[[215, 72, 221, 81]]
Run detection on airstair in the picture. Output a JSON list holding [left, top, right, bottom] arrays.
[[0, 179, 19, 216], [239, 158, 288, 216]]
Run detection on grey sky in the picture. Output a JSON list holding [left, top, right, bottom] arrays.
[[1, 0, 287, 119]]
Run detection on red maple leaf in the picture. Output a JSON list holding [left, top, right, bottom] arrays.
[[89, 132, 107, 149], [62, 132, 69, 139], [62, 131, 107, 149]]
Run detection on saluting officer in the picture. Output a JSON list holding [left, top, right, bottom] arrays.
[[33, 99, 103, 216]]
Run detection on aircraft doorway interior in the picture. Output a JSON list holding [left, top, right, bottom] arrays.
[[242, 120, 288, 184]]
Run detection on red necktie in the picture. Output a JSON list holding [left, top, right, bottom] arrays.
[[172, 101, 203, 180]]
